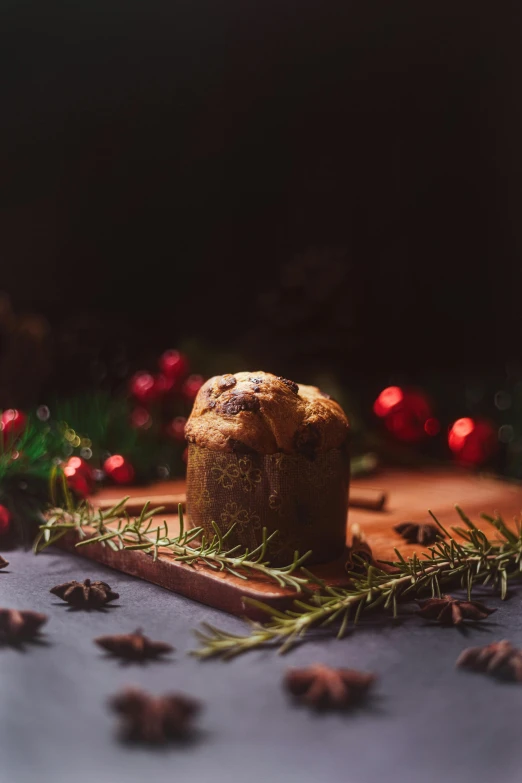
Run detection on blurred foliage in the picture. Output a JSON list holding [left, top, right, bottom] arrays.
[[2, 288, 522, 493]]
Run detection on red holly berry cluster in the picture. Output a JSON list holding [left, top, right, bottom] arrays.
[[63, 453, 136, 495], [129, 351, 202, 410], [1, 408, 27, 444], [0, 409, 28, 537], [0, 504, 11, 536], [0, 351, 205, 520], [63, 456, 94, 497], [75, 350, 202, 493], [373, 386, 496, 466], [129, 350, 202, 446]]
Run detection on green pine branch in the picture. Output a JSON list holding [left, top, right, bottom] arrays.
[[0, 415, 60, 483]]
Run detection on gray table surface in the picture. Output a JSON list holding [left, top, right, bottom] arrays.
[[1, 547, 521, 783]]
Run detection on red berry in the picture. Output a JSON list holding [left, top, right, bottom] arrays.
[[65, 472, 91, 497], [373, 387, 404, 418], [129, 372, 157, 405], [182, 374, 204, 401], [103, 455, 135, 484], [153, 373, 175, 396], [1, 409, 27, 441], [448, 418, 475, 452], [130, 407, 152, 429], [0, 504, 11, 535], [63, 457, 93, 497], [167, 416, 187, 442], [159, 350, 189, 381], [64, 456, 92, 479]]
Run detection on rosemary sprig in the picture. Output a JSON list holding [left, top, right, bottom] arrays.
[[34, 499, 312, 593], [192, 506, 522, 659], [33, 491, 522, 659]]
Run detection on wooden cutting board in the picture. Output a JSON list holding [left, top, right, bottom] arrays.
[[56, 467, 522, 618]]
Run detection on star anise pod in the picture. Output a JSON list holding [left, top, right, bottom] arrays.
[[457, 640, 522, 682], [50, 578, 119, 609], [0, 608, 48, 642], [284, 664, 375, 710], [110, 687, 201, 744], [417, 594, 494, 625], [394, 521, 441, 546], [95, 628, 174, 662], [0, 555, 8, 569]]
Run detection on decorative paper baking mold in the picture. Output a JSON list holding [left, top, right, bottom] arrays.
[[186, 443, 350, 565]]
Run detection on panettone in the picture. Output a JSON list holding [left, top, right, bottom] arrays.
[[185, 372, 350, 564]]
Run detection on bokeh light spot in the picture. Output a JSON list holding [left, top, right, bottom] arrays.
[[498, 424, 515, 444]]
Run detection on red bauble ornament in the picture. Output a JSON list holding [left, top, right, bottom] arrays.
[[182, 374, 204, 401], [1, 409, 27, 441], [158, 350, 189, 381], [448, 418, 496, 466], [104, 455, 135, 484], [0, 504, 11, 535], [167, 416, 187, 442], [63, 457, 93, 497], [373, 386, 432, 444], [129, 372, 157, 405]]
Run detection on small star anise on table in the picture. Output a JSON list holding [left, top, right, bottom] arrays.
[[0, 608, 48, 643], [284, 664, 376, 710], [0, 555, 8, 569], [110, 687, 201, 744], [50, 578, 119, 609], [394, 522, 441, 546], [457, 640, 522, 682], [417, 594, 494, 625], [95, 628, 174, 662]]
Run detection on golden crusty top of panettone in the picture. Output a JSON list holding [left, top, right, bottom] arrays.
[[185, 371, 349, 456]]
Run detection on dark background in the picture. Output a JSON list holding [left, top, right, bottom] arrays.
[[1, 0, 521, 400]]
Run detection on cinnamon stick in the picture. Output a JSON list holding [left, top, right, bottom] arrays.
[[95, 488, 387, 515], [348, 488, 387, 512]]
